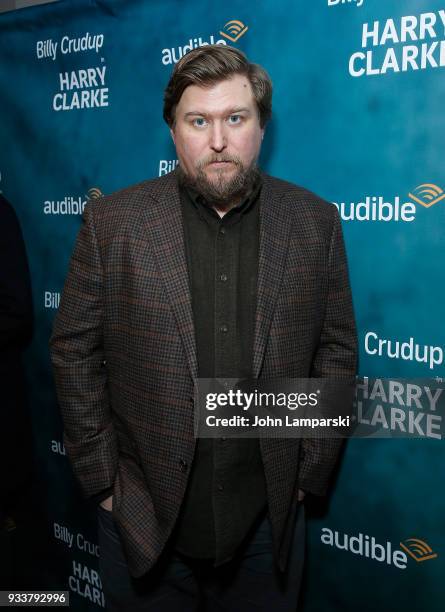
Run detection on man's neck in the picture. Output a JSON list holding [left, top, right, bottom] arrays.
[[213, 199, 242, 218]]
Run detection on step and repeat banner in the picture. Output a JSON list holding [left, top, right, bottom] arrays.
[[0, 0, 444, 609]]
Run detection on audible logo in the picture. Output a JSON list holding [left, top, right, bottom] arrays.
[[43, 187, 103, 215], [322, 529, 438, 569], [162, 35, 226, 65], [86, 187, 104, 200], [408, 183, 445, 208], [333, 196, 416, 222], [333, 184, 444, 221], [220, 20, 248, 43], [400, 538, 438, 562], [161, 18, 248, 65], [321, 529, 407, 569]]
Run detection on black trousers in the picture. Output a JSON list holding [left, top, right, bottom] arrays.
[[97, 504, 305, 612]]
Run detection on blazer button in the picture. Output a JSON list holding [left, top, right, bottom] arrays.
[[179, 459, 188, 473]]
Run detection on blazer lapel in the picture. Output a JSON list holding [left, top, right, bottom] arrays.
[[138, 169, 291, 382], [140, 169, 198, 380], [252, 176, 292, 378]]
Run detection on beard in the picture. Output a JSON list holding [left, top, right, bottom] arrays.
[[177, 155, 261, 211]]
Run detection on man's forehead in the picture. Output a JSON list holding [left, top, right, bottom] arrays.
[[178, 74, 255, 109]]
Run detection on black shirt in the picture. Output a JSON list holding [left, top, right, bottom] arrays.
[[171, 175, 268, 566]]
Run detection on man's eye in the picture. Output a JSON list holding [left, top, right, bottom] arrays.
[[193, 118, 207, 127], [228, 115, 242, 124]]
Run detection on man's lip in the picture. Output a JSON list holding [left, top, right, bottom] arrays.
[[209, 161, 233, 166]]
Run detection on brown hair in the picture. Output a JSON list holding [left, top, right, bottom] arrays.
[[163, 45, 272, 129]]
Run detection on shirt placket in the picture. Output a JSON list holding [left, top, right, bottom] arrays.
[[213, 215, 240, 560]]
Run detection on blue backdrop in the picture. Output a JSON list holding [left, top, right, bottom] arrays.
[[0, 0, 443, 609]]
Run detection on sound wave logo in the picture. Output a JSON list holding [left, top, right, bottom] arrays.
[[86, 187, 104, 200], [400, 538, 438, 562], [220, 20, 248, 43], [408, 183, 445, 208]]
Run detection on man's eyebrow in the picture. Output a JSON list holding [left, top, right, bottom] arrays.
[[183, 107, 252, 118]]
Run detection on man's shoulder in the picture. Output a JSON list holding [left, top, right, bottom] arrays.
[[262, 173, 335, 217], [88, 171, 176, 213]]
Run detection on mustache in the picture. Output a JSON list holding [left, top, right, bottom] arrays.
[[198, 155, 242, 167]]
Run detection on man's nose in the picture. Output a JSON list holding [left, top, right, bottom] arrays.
[[209, 122, 227, 152]]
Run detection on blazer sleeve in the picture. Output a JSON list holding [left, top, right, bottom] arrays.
[[299, 206, 358, 496], [49, 201, 118, 502]]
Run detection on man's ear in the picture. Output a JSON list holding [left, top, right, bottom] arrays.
[[261, 128, 265, 141]]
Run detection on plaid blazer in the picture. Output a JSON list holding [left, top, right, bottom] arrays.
[[49, 167, 357, 578]]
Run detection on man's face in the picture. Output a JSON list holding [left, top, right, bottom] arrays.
[[170, 73, 264, 206]]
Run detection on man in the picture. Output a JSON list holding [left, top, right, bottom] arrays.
[[50, 45, 357, 611]]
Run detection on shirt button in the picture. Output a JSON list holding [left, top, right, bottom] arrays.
[[219, 274, 228, 282], [217, 483, 224, 492], [219, 227, 226, 235], [219, 325, 228, 333]]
